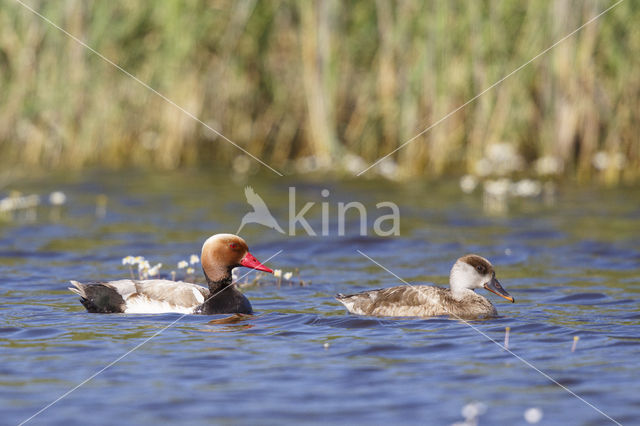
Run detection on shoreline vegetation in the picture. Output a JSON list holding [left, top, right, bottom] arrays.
[[1, 1, 638, 184]]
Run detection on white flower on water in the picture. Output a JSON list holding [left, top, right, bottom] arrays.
[[232, 269, 239, 281], [133, 256, 145, 265], [232, 155, 252, 175], [342, 153, 367, 175], [138, 260, 150, 271], [148, 263, 162, 277], [189, 254, 200, 265], [186, 267, 195, 275], [524, 407, 543, 424], [137, 260, 150, 279], [0, 193, 40, 212], [377, 158, 399, 180], [476, 143, 524, 177], [534, 156, 563, 176], [592, 151, 609, 170], [511, 179, 542, 198], [593, 151, 626, 171], [273, 269, 282, 278], [483, 179, 511, 215], [122, 256, 135, 265], [459, 174, 478, 194], [461, 401, 487, 420], [0, 197, 13, 213], [283, 272, 293, 280], [483, 178, 511, 197], [486, 143, 524, 174], [178, 260, 188, 269], [49, 191, 67, 206]]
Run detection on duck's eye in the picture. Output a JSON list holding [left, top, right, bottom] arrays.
[[476, 265, 485, 273], [229, 243, 239, 250]]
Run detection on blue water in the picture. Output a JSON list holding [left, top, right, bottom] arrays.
[[1, 171, 639, 425]]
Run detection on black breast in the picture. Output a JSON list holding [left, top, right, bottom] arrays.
[[195, 286, 253, 315]]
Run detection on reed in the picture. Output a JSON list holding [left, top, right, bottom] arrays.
[[1, 1, 638, 183]]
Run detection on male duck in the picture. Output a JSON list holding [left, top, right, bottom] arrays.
[[336, 254, 514, 319], [69, 233, 273, 314]]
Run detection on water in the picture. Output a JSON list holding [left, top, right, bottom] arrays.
[[1, 171, 639, 425]]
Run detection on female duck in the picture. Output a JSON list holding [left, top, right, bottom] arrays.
[[69, 234, 273, 314], [336, 254, 514, 319]]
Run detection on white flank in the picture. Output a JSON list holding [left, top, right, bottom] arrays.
[[123, 295, 196, 314], [192, 288, 205, 304]]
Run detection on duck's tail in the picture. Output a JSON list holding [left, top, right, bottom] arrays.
[[335, 292, 358, 300], [334, 292, 357, 310], [69, 281, 125, 313]]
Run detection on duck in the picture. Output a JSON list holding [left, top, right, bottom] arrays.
[[69, 233, 273, 315], [336, 254, 514, 319]]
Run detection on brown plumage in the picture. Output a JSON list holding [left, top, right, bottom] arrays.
[[336, 254, 513, 319]]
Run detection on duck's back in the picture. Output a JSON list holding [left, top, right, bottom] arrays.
[[336, 285, 497, 318], [69, 279, 209, 314]]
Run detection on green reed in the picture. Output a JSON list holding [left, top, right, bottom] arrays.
[[0, 1, 638, 184]]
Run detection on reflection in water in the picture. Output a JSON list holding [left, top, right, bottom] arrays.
[[206, 314, 255, 325]]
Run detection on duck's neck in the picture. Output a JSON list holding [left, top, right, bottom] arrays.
[[449, 262, 478, 300], [450, 287, 477, 301], [203, 267, 234, 293]]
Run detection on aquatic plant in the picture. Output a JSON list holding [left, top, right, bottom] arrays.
[[0, 192, 40, 223], [169, 260, 197, 281], [121, 255, 158, 279], [236, 268, 307, 288], [0, 2, 638, 184], [147, 263, 162, 277], [571, 335, 580, 352], [186, 267, 195, 280], [121, 256, 136, 278], [137, 260, 151, 279]]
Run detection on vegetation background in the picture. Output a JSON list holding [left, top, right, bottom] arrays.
[[1, 0, 638, 184]]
